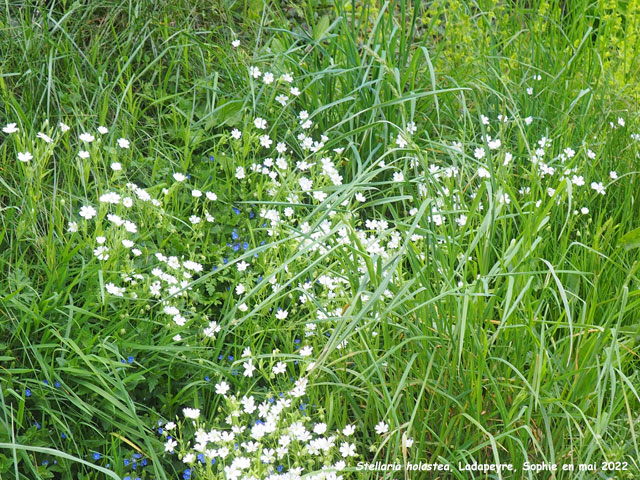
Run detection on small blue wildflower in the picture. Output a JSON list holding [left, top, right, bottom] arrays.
[[133, 453, 142, 459], [157, 427, 163, 434], [124, 458, 130, 466], [54, 381, 61, 388], [43, 379, 49, 385], [295, 337, 301, 343], [232, 369, 238, 376], [232, 230, 239, 240], [25, 388, 31, 397], [141, 458, 147, 467], [93, 452, 101, 461], [232, 244, 240, 252], [123, 477, 131, 480], [183, 468, 192, 480], [223, 257, 228, 264], [197, 453, 205, 464], [249, 211, 255, 218], [228, 355, 234, 361], [132, 461, 137, 470], [61, 433, 66, 439], [218, 355, 224, 361], [186, 174, 191, 179], [204, 376, 210, 382], [268, 397, 275, 404], [242, 242, 249, 250], [209, 155, 215, 162], [42, 460, 48, 466], [232, 207, 241, 215], [34, 421, 41, 429], [277, 465, 284, 472], [128, 356, 134, 364]]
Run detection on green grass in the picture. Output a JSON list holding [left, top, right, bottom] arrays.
[[1, 0, 639, 479]]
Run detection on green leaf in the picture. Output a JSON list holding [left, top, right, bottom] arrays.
[[314, 15, 331, 41], [618, 227, 640, 249]]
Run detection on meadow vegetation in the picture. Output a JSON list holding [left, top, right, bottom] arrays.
[[1, 1, 639, 479]]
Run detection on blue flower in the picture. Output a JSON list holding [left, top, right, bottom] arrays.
[[157, 427, 163, 434], [228, 355, 234, 361], [209, 155, 215, 162], [43, 379, 49, 385], [93, 452, 101, 461], [34, 421, 41, 429], [127, 356, 134, 364], [54, 381, 61, 388], [232, 207, 241, 215], [124, 458, 130, 466], [25, 388, 31, 397], [204, 376, 210, 382], [197, 453, 205, 464], [242, 242, 249, 250], [61, 433, 67, 439], [277, 465, 284, 472], [232, 230, 239, 240], [133, 453, 142, 459], [140, 458, 147, 467]]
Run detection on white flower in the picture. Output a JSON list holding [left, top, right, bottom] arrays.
[[96, 236, 106, 244], [183, 407, 201, 419], [480, 114, 489, 125], [231, 39, 240, 48], [189, 215, 201, 224], [299, 177, 313, 191], [281, 73, 293, 83], [587, 149, 596, 159], [37, 132, 53, 143], [17, 151, 32, 162], [524, 116, 533, 125], [206, 191, 217, 201], [504, 152, 513, 165], [215, 381, 230, 395], [609, 171, 618, 179], [406, 121, 417, 134], [79, 205, 97, 220], [67, 221, 78, 233], [339, 442, 356, 458], [581, 207, 589, 214], [375, 421, 389, 435], [122, 239, 134, 248], [173, 173, 186, 182], [79, 132, 95, 142], [474, 147, 486, 160], [249, 66, 261, 79], [78, 150, 90, 159], [259, 135, 272, 148], [122, 197, 133, 207], [110, 162, 122, 171], [393, 171, 404, 182], [272, 362, 286, 375], [395, 133, 408, 148], [275, 309, 288, 320], [243, 359, 256, 377], [343, 424, 356, 436], [276, 94, 289, 106], [526, 87, 533, 95], [231, 128, 242, 139], [263, 72, 274, 84], [618, 117, 625, 127], [97, 126, 108, 134], [105, 283, 125, 297], [117, 138, 130, 148], [93, 246, 109, 261], [254, 117, 267, 129], [299, 345, 313, 357], [235, 166, 246, 180], [237, 260, 249, 272], [290, 87, 301, 96], [164, 439, 177, 453], [3, 123, 18, 134], [590, 181, 606, 195], [59, 122, 70, 132], [477, 167, 490, 178]]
